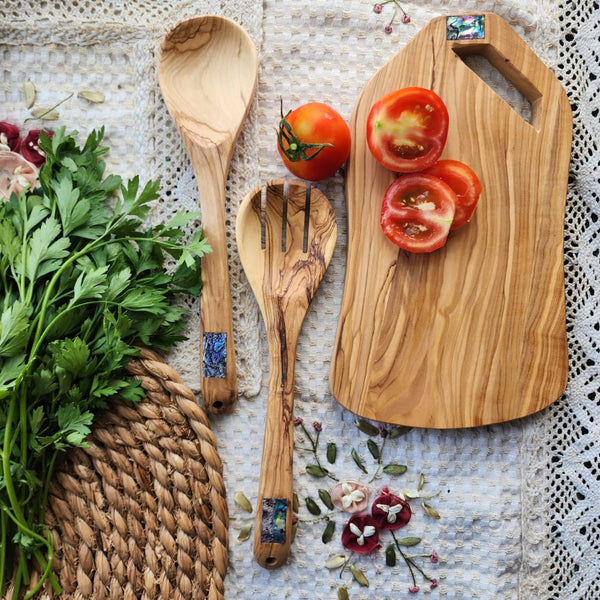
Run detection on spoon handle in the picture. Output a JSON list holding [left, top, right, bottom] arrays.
[[189, 143, 238, 413], [253, 321, 299, 569]]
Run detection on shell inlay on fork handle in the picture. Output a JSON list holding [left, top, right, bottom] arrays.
[[236, 179, 337, 568]]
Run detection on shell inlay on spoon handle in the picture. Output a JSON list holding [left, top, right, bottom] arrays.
[[158, 15, 258, 413]]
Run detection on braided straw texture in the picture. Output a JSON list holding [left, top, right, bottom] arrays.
[[32, 348, 228, 600]]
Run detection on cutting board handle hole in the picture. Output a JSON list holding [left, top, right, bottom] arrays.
[[453, 46, 542, 129]]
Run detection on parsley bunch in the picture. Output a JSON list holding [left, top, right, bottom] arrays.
[[0, 127, 210, 597]]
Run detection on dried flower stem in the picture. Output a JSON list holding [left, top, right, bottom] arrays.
[[391, 530, 436, 587]]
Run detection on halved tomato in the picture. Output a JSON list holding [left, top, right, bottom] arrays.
[[367, 87, 449, 173], [423, 159, 482, 229], [380, 173, 456, 253]]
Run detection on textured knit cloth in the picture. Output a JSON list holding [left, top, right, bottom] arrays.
[[1, 1, 598, 598]]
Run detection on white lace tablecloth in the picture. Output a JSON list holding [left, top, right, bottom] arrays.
[[1, 1, 598, 598]]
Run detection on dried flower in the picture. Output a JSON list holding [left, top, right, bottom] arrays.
[[0, 122, 21, 152], [294, 417, 304, 426], [313, 421, 323, 432], [331, 480, 370, 513], [0, 151, 39, 202], [429, 578, 438, 589], [21, 129, 53, 166], [372, 0, 411, 33], [430, 550, 439, 563], [342, 514, 379, 553], [372, 488, 411, 530], [409, 584, 420, 593]]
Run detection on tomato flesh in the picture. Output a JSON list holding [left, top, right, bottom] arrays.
[[380, 174, 456, 253], [367, 87, 449, 173], [277, 102, 351, 181], [423, 160, 482, 229]]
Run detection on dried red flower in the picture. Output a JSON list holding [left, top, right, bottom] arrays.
[[341, 514, 379, 554], [0, 122, 21, 152], [21, 129, 52, 166], [371, 487, 411, 530]]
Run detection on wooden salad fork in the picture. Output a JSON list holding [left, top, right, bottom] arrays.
[[236, 178, 337, 568]]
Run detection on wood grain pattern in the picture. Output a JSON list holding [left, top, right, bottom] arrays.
[[330, 13, 572, 428], [236, 179, 337, 568], [158, 16, 258, 414]]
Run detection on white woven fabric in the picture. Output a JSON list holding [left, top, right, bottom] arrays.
[[1, 0, 597, 598]]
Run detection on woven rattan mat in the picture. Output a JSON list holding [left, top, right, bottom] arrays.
[[6, 348, 228, 600]]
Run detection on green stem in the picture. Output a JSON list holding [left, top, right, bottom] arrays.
[[1, 393, 53, 586], [368, 435, 387, 483], [0, 509, 7, 594]]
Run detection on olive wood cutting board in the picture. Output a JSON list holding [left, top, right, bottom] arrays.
[[330, 13, 572, 428]]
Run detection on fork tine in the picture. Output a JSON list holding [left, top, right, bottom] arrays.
[[281, 178, 289, 252], [260, 184, 267, 250], [302, 183, 311, 253]]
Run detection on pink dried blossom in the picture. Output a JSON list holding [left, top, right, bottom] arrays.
[[408, 585, 420, 593], [331, 480, 370, 513], [0, 151, 39, 202]]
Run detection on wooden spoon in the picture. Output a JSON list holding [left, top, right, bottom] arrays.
[[236, 179, 337, 568], [158, 16, 258, 414]]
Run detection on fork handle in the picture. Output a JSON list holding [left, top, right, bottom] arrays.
[[253, 322, 299, 568]]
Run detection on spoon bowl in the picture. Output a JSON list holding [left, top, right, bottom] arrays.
[[158, 15, 258, 413]]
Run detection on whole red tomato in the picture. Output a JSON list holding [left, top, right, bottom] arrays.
[[367, 87, 449, 173], [277, 101, 351, 181]]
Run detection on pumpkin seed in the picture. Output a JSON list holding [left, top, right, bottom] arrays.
[[349, 565, 369, 587], [237, 523, 252, 542], [325, 554, 346, 570], [422, 501, 441, 519], [30, 107, 59, 120], [77, 89, 105, 103], [337, 585, 350, 600], [23, 80, 36, 109], [233, 491, 253, 513]]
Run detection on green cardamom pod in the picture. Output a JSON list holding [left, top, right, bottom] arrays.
[[322, 519, 335, 543], [318, 488, 334, 510], [367, 438, 380, 459], [306, 464, 329, 477], [305, 497, 322, 515], [326, 441, 337, 464], [350, 565, 369, 587], [385, 543, 397, 566], [354, 418, 380, 436], [382, 463, 408, 475], [351, 449, 368, 474]]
